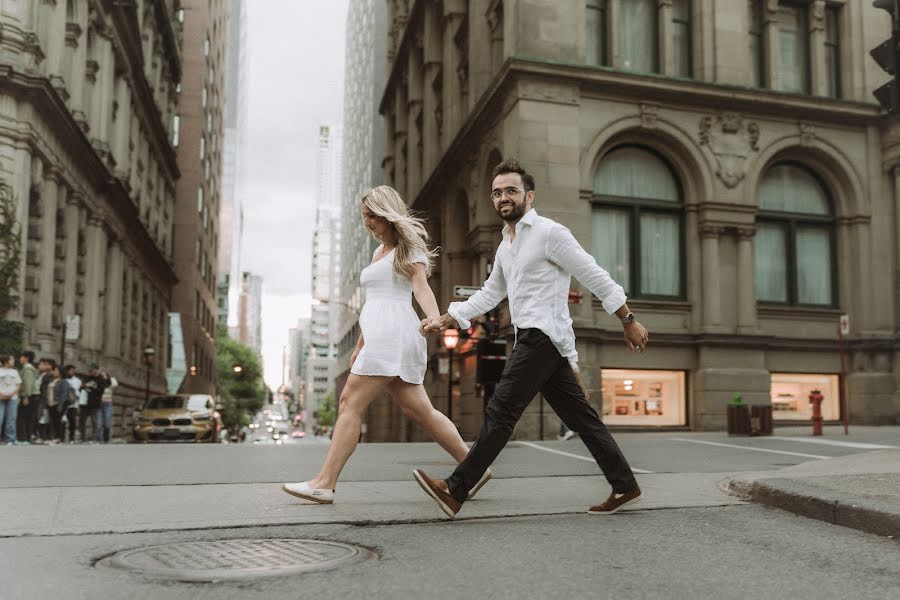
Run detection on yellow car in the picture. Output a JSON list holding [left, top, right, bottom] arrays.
[[132, 394, 222, 443]]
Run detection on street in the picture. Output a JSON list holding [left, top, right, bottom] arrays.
[[2, 426, 899, 599]]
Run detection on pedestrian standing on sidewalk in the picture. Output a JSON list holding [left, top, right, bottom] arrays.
[[0, 354, 22, 445], [416, 158, 649, 519], [96, 371, 117, 443], [16, 352, 38, 443], [35, 358, 54, 442], [281, 185, 491, 505], [45, 363, 69, 443], [64, 365, 82, 444]]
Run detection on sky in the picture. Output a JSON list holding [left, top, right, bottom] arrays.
[[240, 0, 349, 388]]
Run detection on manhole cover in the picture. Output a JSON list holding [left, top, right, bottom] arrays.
[[97, 539, 375, 581]]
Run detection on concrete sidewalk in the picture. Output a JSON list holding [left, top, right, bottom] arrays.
[[727, 449, 900, 538]]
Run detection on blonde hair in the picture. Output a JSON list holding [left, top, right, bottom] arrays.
[[362, 185, 437, 279]]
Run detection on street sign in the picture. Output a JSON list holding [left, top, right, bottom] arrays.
[[453, 285, 480, 298], [437, 357, 449, 375], [839, 314, 850, 336], [64, 315, 80, 341], [568, 289, 583, 304]]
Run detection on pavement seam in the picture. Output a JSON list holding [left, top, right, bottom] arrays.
[[0, 502, 747, 539]]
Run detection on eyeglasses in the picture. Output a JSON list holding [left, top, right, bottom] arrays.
[[490, 187, 523, 201]]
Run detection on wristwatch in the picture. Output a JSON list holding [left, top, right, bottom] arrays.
[[620, 312, 635, 325]]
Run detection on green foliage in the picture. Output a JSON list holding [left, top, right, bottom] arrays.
[[314, 392, 336, 427], [0, 181, 23, 355], [730, 394, 744, 405], [215, 327, 267, 433]]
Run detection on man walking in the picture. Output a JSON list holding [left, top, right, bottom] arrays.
[[17, 352, 39, 443], [415, 158, 649, 519]]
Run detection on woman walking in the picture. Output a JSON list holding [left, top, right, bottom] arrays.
[[282, 186, 489, 503]]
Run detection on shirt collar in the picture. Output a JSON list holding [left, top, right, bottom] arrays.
[[502, 208, 538, 238]]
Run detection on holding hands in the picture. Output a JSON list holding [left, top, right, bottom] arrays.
[[419, 314, 459, 337]]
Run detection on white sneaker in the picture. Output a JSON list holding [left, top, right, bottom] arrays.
[[281, 481, 334, 504], [467, 468, 492, 500]]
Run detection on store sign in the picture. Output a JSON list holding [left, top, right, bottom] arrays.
[[437, 357, 449, 375], [839, 314, 849, 336], [568, 289, 582, 304], [64, 315, 80, 341]]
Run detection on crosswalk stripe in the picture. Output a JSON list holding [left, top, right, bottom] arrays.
[[518, 441, 654, 473], [669, 438, 829, 459]]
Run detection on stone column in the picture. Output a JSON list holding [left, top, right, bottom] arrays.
[[121, 262, 133, 361], [393, 85, 408, 199], [700, 225, 722, 330], [407, 40, 424, 198], [95, 33, 115, 150], [809, 0, 827, 96], [84, 56, 100, 135], [441, 2, 467, 139], [83, 213, 108, 350], [735, 227, 756, 334], [42, 0, 67, 91], [36, 171, 60, 334], [112, 75, 132, 177], [659, 0, 674, 76], [65, 20, 86, 127], [423, 0, 442, 173], [762, 0, 779, 89], [61, 194, 80, 320], [103, 239, 124, 355]]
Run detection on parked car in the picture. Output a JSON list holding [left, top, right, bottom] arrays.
[[132, 394, 222, 443]]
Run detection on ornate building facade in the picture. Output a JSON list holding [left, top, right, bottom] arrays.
[[375, 0, 899, 439], [1, 0, 182, 434]]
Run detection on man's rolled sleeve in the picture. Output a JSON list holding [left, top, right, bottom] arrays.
[[547, 224, 627, 315]]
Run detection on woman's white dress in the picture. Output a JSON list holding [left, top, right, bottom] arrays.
[[350, 245, 428, 384]]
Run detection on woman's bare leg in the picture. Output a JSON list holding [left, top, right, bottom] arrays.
[[388, 379, 470, 463], [307, 374, 392, 489]]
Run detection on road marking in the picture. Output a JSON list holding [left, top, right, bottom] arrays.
[[518, 441, 654, 474], [669, 438, 829, 460], [768, 436, 897, 450]]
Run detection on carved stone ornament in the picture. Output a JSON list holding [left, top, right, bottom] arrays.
[[639, 103, 659, 129], [699, 113, 760, 188], [799, 121, 816, 146], [811, 0, 826, 33]]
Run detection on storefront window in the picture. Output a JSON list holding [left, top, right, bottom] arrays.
[[600, 370, 685, 426], [770, 373, 839, 421]]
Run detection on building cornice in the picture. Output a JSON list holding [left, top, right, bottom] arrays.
[[0, 64, 178, 287]]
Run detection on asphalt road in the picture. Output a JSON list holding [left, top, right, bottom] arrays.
[[1, 425, 898, 599]]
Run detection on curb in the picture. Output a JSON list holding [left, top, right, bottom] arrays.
[[728, 477, 900, 539]]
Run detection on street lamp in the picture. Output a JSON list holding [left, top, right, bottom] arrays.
[[442, 329, 459, 423], [143, 346, 155, 405], [233, 365, 243, 374]]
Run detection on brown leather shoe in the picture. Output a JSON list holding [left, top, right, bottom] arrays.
[[413, 469, 462, 519], [587, 487, 642, 515]]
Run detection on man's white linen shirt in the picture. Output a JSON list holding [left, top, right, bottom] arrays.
[[448, 209, 626, 362]]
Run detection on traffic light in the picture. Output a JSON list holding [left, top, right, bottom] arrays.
[[872, 0, 900, 112]]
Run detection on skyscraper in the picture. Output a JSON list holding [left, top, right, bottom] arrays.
[[171, 0, 230, 393], [335, 0, 388, 398]]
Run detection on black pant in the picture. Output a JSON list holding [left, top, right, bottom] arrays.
[[79, 405, 97, 441], [447, 328, 637, 503], [48, 405, 63, 441], [17, 397, 36, 441]]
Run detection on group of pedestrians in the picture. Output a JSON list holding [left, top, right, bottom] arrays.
[[0, 351, 118, 445], [284, 158, 650, 518]]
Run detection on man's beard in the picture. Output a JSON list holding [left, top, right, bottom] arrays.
[[496, 201, 526, 222]]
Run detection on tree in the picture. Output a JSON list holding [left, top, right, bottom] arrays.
[[215, 326, 267, 434], [314, 392, 336, 427], [0, 181, 23, 354]]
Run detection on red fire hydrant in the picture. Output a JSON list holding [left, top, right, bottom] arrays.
[[809, 389, 824, 436]]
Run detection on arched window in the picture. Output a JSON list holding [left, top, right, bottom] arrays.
[[591, 146, 683, 298], [755, 163, 835, 306]]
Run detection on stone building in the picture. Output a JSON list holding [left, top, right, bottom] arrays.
[[373, 0, 899, 439], [172, 0, 228, 393], [1, 0, 182, 434]]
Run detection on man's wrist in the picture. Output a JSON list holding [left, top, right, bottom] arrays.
[[619, 312, 635, 326]]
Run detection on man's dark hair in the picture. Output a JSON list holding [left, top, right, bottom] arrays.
[[20, 351, 35, 363], [491, 158, 535, 193], [39, 358, 56, 368], [0, 354, 11, 366], [64, 364, 76, 375]]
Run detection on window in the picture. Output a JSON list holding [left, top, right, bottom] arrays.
[[202, 88, 207, 108], [585, 0, 607, 66], [172, 114, 180, 147], [824, 5, 841, 98], [748, 0, 764, 87], [204, 37, 210, 56], [600, 369, 686, 426], [197, 187, 203, 213], [771, 373, 839, 421], [671, 0, 691, 78], [755, 163, 835, 306], [776, 3, 810, 93], [592, 146, 683, 298], [618, 0, 658, 73], [199, 136, 205, 159]]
